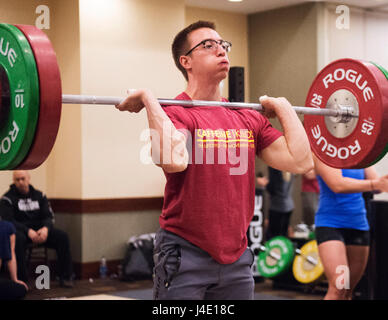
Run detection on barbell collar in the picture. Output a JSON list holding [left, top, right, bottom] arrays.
[[61, 94, 358, 120], [295, 248, 318, 266], [260, 243, 318, 266]]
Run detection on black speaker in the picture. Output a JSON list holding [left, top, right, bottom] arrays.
[[369, 200, 388, 299], [355, 199, 388, 299], [228, 67, 244, 102]]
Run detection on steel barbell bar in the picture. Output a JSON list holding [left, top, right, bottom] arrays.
[[62, 94, 358, 122]]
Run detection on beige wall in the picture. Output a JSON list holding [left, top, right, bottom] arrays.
[[319, 3, 388, 68], [186, 6, 249, 101], [248, 3, 318, 108], [81, 210, 160, 263], [47, 0, 82, 198], [248, 3, 319, 226], [54, 210, 160, 263], [79, 0, 185, 199]]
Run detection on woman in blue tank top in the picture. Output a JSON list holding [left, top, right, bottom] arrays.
[[314, 155, 388, 300]]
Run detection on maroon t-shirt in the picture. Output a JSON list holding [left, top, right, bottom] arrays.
[[302, 176, 320, 193], [160, 92, 283, 264]]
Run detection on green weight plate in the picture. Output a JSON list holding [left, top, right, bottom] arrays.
[[367, 62, 388, 167], [372, 61, 388, 79], [0, 23, 39, 169], [367, 143, 388, 167], [257, 236, 295, 278]]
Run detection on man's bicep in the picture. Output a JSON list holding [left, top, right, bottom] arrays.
[[259, 137, 297, 171], [161, 108, 191, 148]]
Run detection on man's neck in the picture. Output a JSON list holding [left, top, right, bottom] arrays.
[[13, 184, 30, 196], [185, 77, 222, 101], [18, 189, 30, 196]]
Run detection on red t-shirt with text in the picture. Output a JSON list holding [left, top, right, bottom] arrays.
[[160, 92, 282, 264]]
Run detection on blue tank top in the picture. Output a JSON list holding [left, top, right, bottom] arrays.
[[315, 169, 369, 230]]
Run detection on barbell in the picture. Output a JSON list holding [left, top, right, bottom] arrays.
[[1, 23, 388, 170], [256, 236, 324, 284]]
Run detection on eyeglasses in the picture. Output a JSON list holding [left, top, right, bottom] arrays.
[[185, 39, 232, 56]]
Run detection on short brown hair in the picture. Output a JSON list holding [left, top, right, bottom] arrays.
[[172, 20, 216, 81]]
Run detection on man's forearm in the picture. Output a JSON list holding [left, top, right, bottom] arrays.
[[276, 105, 313, 172], [143, 93, 188, 172]]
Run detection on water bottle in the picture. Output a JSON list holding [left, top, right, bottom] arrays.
[[99, 256, 107, 279]]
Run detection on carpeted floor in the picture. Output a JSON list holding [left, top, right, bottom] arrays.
[[24, 277, 325, 300]]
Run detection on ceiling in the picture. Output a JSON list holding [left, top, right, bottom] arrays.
[[185, 0, 388, 14]]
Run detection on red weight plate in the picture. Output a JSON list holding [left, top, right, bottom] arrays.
[[304, 58, 388, 169], [13, 24, 62, 169]]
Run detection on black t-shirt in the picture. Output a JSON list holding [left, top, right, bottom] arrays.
[[0, 184, 54, 236]]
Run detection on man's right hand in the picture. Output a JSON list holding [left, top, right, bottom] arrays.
[[259, 95, 294, 119]]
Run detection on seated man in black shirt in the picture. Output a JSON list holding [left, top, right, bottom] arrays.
[[0, 171, 74, 288]]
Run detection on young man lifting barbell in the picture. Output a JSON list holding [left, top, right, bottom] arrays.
[[116, 20, 313, 300]]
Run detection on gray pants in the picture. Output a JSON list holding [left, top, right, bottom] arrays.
[[153, 228, 255, 300]]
